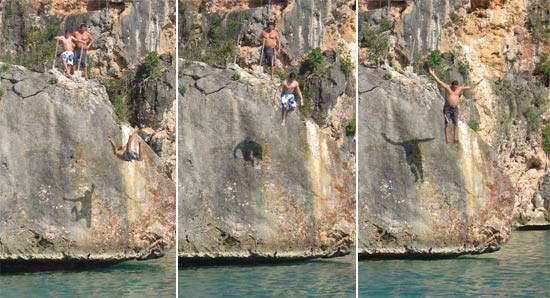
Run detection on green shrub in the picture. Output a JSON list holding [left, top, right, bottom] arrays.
[[468, 120, 480, 132], [232, 72, 240, 81], [427, 50, 443, 68], [543, 125, 550, 153], [384, 73, 392, 80], [99, 78, 131, 122], [307, 48, 324, 72], [459, 62, 470, 78], [346, 119, 356, 136], [48, 77, 58, 84], [340, 57, 352, 77], [0, 89, 4, 97], [379, 18, 391, 32], [179, 84, 187, 95], [535, 94, 546, 107], [362, 25, 389, 67], [0, 63, 8, 73]]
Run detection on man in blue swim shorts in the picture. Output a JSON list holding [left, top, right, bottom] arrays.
[[258, 21, 281, 81], [429, 69, 482, 144], [107, 125, 143, 162], [273, 72, 304, 127]]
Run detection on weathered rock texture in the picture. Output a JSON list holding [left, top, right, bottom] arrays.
[[359, 0, 550, 228], [181, 0, 356, 69], [358, 67, 515, 258], [0, 64, 175, 272], [180, 62, 355, 263]]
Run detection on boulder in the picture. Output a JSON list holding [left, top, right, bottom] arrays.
[[0, 64, 175, 272], [358, 66, 515, 258], [179, 62, 355, 264]]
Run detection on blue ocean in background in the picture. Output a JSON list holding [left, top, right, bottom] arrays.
[[359, 230, 550, 297]]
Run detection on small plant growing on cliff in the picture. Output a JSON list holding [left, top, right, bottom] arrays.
[[535, 94, 546, 107], [232, 72, 240, 81], [458, 61, 470, 79], [543, 125, 550, 153], [0, 63, 8, 73], [384, 73, 392, 80], [340, 57, 352, 77], [143, 51, 160, 76], [48, 77, 58, 85], [0, 88, 4, 98], [179, 84, 187, 96], [346, 119, 356, 136], [306, 48, 324, 72], [537, 53, 550, 87], [468, 120, 480, 132]]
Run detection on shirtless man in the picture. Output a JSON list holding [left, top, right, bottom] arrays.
[[429, 69, 482, 143], [107, 126, 143, 162], [72, 23, 94, 80], [273, 73, 304, 127], [258, 21, 281, 81], [53, 31, 83, 75]]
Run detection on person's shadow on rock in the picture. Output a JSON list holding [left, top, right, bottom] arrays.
[[233, 137, 263, 167], [63, 184, 95, 228], [381, 133, 435, 183]]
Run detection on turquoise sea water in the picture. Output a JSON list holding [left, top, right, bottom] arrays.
[[179, 253, 356, 297], [359, 230, 550, 297], [0, 250, 176, 298]]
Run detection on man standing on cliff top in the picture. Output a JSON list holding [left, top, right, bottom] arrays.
[[273, 73, 304, 127], [72, 23, 94, 81], [53, 31, 84, 76], [258, 21, 281, 81], [429, 68, 482, 144]]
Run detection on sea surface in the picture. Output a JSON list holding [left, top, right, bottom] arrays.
[[0, 250, 176, 298], [179, 253, 356, 297], [359, 229, 550, 297]]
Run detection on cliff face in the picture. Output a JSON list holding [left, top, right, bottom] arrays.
[[181, 0, 356, 69], [0, 64, 175, 271], [0, 0, 177, 180], [179, 62, 355, 263], [358, 67, 515, 257], [360, 0, 550, 228]]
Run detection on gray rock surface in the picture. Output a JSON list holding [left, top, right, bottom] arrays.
[[0, 64, 175, 271], [179, 62, 355, 263], [358, 66, 515, 258]]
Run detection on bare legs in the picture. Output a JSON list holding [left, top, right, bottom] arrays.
[[61, 59, 69, 75], [281, 109, 288, 127], [138, 141, 142, 161], [444, 123, 459, 144]]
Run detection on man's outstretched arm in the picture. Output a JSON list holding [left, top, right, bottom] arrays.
[[428, 69, 450, 90], [107, 136, 118, 154], [461, 79, 483, 90]]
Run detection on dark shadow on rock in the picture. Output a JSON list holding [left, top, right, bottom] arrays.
[[63, 184, 95, 228], [381, 133, 435, 183], [233, 138, 263, 167]]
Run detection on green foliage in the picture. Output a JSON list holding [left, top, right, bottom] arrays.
[[427, 50, 443, 68], [99, 78, 131, 122], [384, 73, 392, 80], [537, 53, 550, 86], [543, 125, 550, 153], [232, 72, 240, 81], [143, 51, 161, 77], [459, 61, 470, 78], [345, 119, 356, 136], [535, 94, 547, 107], [20, 23, 59, 72], [0, 63, 8, 73], [307, 48, 324, 72], [179, 84, 187, 95], [208, 19, 241, 66], [362, 21, 390, 67], [524, 107, 543, 132], [48, 77, 58, 85], [340, 57, 352, 77], [526, 0, 550, 43], [0, 89, 4, 97], [468, 120, 480, 132]]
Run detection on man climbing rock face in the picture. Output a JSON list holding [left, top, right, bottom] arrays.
[[258, 21, 281, 81], [429, 68, 482, 144], [273, 73, 304, 127], [107, 125, 142, 162]]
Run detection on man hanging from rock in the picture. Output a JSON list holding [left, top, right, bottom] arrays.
[[258, 21, 281, 81], [273, 72, 304, 127], [72, 23, 94, 81], [429, 69, 482, 144], [107, 125, 143, 162], [53, 30, 84, 75]]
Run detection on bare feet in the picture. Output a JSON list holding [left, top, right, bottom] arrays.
[[281, 121, 286, 127], [454, 139, 459, 143], [446, 139, 450, 144]]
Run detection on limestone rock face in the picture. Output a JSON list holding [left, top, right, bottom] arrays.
[[179, 62, 355, 263], [358, 66, 515, 258], [0, 64, 175, 270]]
